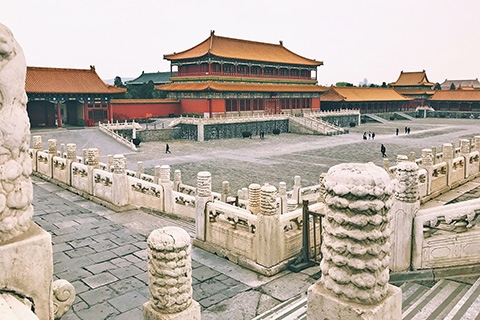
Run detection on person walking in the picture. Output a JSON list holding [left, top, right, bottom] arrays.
[[381, 144, 387, 157], [371, 132, 375, 140], [396, 128, 399, 136], [166, 143, 171, 154]]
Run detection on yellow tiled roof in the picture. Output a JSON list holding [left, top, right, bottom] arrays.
[[390, 70, 435, 87], [155, 81, 328, 93], [429, 90, 480, 101], [164, 31, 323, 66], [26, 66, 126, 94], [320, 86, 412, 102]]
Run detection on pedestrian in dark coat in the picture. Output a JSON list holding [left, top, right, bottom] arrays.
[[381, 144, 387, 157], [166, 143, 171, 153]]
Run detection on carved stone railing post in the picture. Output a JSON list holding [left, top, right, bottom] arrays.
[[247, 183, 261, 215], [279, 181, 287, 214], [460, 139, 470, 178], [106, 154, 113, 171], [0, 22, 75, 320], [221, 181, 230, 202], [442, 143, 454, 186], [143, 226, 200, 320], [87, 148, 99, 169], [318, 173, 327, 203], [32, 135, 42, 171], [474, 136, 480, 153], [293, 175, 301, 203], [173, 169, 182, 191], [409, 151, 416, 162], [255, 184, 283, 268], [431, 146, 437, 165], [195, 171, 212, 241], [82, 148, 88, 165], [421, 149, 433, 194], [136, 161, 144, 179], [59, 143, 65, 158], [112, 154, 129, 207], [154, 165, 161, 184], [48, 138, 57, 155], [307, 163, 401, 320], [390, 161, 419, 272], [64, 143, 77, 185], [160, 165, 173, 214], [396, 155, 408, 164]]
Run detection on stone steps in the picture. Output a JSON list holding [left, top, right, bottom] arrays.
[[253, 278, 480, 320]]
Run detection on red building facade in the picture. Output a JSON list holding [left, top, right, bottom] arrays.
[[157, 31, 327, 116]]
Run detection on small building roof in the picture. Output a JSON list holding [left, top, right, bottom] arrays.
[[164, 31, 323, 67], [126, 71, 173, 85], [390, 70, 435, 87], [320, 86, 412, 102], [429, 90, 480, 101], [155, 81, 328, 93], [26, 66, 126, 94], [440, 79, 480, 91]]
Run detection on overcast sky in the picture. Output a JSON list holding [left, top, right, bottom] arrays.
[[2, 1, 479, 86]]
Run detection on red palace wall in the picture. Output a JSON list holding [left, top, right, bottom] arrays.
[[111, 100, 181, 120], [180, 99, 226, 115], [312, 98, 320, 110]]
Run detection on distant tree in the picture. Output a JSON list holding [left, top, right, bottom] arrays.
[[450, 83, 456, 90], [114, 76, 126, 88], [381, 82, 387, 88], [336, 82, 354, 87], [434, 82, 441, 90]]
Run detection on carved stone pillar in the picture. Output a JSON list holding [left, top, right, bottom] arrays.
[[443, 143, 454, 186], [474, 136, 480, 152], [307, 163, 401, 320], [195, 171, 212, 241], [82, 149, 88, 165], [221, 181, 230, 202], [154, 165, 161, 184], [143, 226, 200, 320], [318, 173, 327, 203], [66, 143, 77, 161], [396, 155, 408, 164], [136, 161, 144, 178], [421, 149, 433, 194], [106, 154, 113, 172], [255, 184, 282, 268], [59, 143, 65, 158], [279, 181, 287, 214], [173, 169, 182, 192], [112, 154, 128, 207], [87, 148, 99, 169], [32, 135, 42, 171], [292, 175, 301, 203], [247, 183, 261, 215], [390, 161, 419, 272], [460, 139, 470, 178], [431, 146, 437, 165], [48, 139, 57, 155], [0, 22, 74, 320], [408, 151, 416, 162], [160, 165, 173, 214]]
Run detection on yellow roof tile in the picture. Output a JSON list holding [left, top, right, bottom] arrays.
[[155, 81, 328, 93], [321, 87, 412, 102]]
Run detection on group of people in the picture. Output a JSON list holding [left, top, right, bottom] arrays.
[[362, 131, 376, 140]]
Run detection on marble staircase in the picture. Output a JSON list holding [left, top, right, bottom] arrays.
[[253, 277, 480, 320]]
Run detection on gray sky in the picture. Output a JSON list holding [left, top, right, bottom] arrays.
[[2, 0, 479, 86]]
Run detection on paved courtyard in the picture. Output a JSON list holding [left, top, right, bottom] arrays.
[[30, 117, 480, 319]]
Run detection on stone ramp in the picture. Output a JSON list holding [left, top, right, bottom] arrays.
[[402, 279, 472, 320], [395, 111, 416, 120], [253, 278, 480, 320], [365, 113, 390, 124], [251, 294, 307, 320]]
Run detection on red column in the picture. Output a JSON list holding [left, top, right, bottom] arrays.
[[108, 101, 113, 122], [208, 62, 211, 74], [56, 101, 62, 128]]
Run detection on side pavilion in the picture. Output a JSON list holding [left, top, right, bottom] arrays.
[[26, 66, 125, 127]]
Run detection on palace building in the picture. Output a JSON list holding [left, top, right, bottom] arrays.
[[156, 31, 327, 117], [389, 70, 435, 108], [26, 66, 125, 127]]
